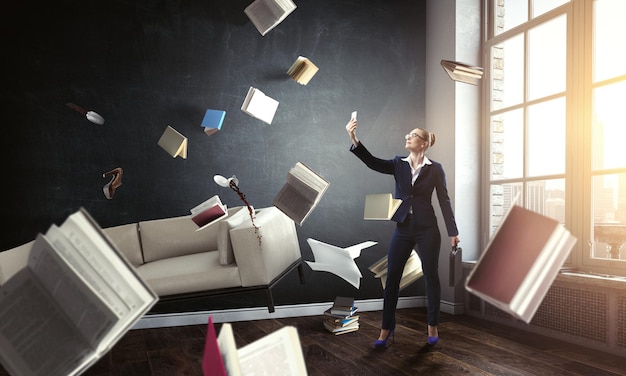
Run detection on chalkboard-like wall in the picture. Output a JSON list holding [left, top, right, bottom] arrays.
[[2, 0, 426, 310]]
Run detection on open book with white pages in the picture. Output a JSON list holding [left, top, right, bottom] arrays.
[[0, 208, 158, 376]]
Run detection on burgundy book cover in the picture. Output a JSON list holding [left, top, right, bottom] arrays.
[[466, 205, 560, 304], [202, 316, 226, 376], [192, 205, 226, 227]]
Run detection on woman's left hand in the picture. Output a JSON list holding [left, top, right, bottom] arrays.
[[450, 236, 460, 247]]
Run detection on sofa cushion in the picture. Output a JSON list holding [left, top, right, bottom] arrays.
[[136, 251, 241, 296], [0, 241, 33, 286], [217, 206, 252, 265], [139, 215, 222, 263], [103, 223, 143, 268]]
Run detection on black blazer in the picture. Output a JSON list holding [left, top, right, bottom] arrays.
[[350, 142, 459, 236]]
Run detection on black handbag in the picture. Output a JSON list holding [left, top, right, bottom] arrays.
[[449, 244, 463, 287]]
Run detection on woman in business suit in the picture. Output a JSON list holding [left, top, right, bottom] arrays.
[[345, 117, 460, 348]]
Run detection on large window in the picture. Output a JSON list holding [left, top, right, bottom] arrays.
[[486, 0, 626, 275]]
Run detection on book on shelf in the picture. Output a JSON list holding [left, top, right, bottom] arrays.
[[0, 208, 158, 376], [369, 249, 423, 291], [287, 56, 319, 85], [157, 125, 188, 159], [465, 205, 577, 323], [305, 238, 377, 289], [241, 87, 280, 125], [273, 161, 330, 226], [201, 109, 226, 136], [440, 59, 484, 86], [244, 0, 297, 36], [190, 195, 228, 231], [207, 319, 308, 375], [363, 193, 402, 220]]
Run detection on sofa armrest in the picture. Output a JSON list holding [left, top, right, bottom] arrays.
[[230, 207, 301, 287]]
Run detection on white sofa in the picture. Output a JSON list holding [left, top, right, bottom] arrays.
[[0, 206, 304, 313]]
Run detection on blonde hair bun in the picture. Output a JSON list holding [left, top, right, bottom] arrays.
[[429, 132, 436, 147]]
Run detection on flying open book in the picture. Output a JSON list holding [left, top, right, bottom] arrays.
[[157, 125, 188, 159], [305, 238, 377, 289], [440, 60, 484, 85], [0, 208, 158, 376], [273, 161, 330, 226], [203, 317, 308, 376], [465, 205, 577, 323], [287, 56, 319, 85], [369, 250, 423, 291], [364, 193, 402, 220], [241, 87, 280, 125], [190, 195, 228, 231], [244, 0, 297, 36]]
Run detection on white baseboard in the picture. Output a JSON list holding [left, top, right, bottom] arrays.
[[134, 296, 427, 329]]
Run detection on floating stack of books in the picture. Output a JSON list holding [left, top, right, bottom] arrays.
[[323, 296, 359, 335]]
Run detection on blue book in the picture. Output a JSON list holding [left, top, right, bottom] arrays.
[[201, 109, 226, 136]]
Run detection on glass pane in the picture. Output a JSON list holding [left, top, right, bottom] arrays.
[[528, 15, 567, 100], [527, 97, 566, 176], [593, 0, 626, 82], [494, 0, 528, 36], [490, 183, 523, 236], [491, 109, 524, 180], [491, 34, 524, 110], [526, 179, 565, 223], [592, 81, 626, 171], [592, 172, 626, 260], [531, 0, 569, 18]]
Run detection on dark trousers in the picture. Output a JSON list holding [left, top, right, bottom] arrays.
[[382, 215, 442, 330]]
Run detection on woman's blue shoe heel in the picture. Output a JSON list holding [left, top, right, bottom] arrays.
[[427, 336, 439, 345], [374, 329, 395, 349]]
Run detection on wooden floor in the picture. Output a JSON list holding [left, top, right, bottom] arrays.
[[3, 307, 626, 375]]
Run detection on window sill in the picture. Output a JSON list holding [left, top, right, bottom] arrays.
[[462, 261, 626, 290]]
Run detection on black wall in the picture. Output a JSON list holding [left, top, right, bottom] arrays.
[[2, 0, 427, 310]]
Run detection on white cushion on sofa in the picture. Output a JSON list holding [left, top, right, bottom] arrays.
[[217, 206, 251, 265], [139, 215, 222, 263], [137, 251, 241, 296], [103, 223, 143, 268]]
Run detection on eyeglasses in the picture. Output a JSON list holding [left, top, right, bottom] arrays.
[[405, 133, 428, 141]]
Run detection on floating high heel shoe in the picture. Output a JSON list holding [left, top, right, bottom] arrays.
[[103, 167, 123, 199], [373, 329, 395, 349]]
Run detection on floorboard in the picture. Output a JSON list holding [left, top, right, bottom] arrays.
[[2, 308, 625, 375]]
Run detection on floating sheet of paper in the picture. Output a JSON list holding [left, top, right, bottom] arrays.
[[305, 238, 377, 289]]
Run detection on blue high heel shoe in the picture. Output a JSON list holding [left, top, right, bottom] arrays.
[[373, 329, 395, 349], [427, 336, 439, 345]]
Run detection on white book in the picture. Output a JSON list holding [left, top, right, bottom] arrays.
[[241, 87, 280, 124], [216, 323, 308, 375], [157, 125, 188, 159], [363, 193, 402, 220], [286, 56, 319, 85], [190, 195, 228, 231], [244, 0, 297, 36], [273, 161, 330, 225], [305, 238, 377, 289], [369, 250, 423, 291], [465, 205, 577, 323], [0, 208, 157, 376]]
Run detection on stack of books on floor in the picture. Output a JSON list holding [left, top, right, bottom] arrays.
[[323, 296, 359, 335]]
